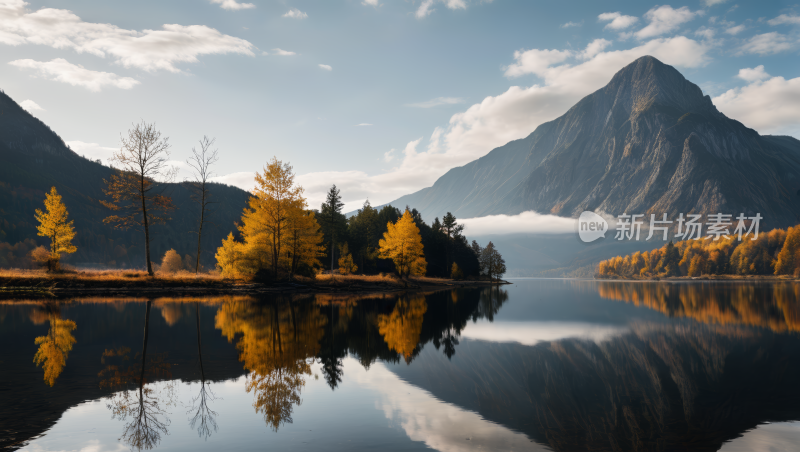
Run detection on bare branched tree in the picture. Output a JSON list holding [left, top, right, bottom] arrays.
[[185, 136, 219, 274], [102, 121, 177, 276]]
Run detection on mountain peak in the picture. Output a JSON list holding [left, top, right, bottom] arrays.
[[604, 55, 712, 114]]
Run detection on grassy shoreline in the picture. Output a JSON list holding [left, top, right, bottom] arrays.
[[0, 269, 508, 299]]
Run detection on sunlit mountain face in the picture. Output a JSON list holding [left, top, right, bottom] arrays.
[[3, 280, 800, 451]]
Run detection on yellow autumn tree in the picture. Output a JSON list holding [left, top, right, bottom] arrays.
[[378, 210, 427, 277], [33, 314, 77, 386], [337, 242, 357, 275], [216, 158, 324, 280], [34, 187, 77, 271], [775, 226, 800, 275], [160, 248, 183, 273]]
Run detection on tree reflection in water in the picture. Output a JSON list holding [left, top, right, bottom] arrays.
[[32, 303, 77, 387], [188, 302, 218, 440], [215, 297, 326, 431], [592, 280, 800, 332], [99, 300, 175, 450], [378, 295, 427, 363]]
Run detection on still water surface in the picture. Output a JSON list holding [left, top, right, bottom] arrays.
[[3, 279, 800, 451]]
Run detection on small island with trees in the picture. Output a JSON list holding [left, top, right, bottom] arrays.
[[0, 122, 507, 298]]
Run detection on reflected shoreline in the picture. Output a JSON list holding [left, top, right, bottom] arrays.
[[4, 281, 800, 452]]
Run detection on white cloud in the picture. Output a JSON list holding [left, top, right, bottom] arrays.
[[561, 21, 582, 28], [767, 14, 800, 26], [415, 0, 466, 19], [695, 26, 715, 40], [406, 97, 465, 108], [580, 38, 612, 59], [635, 6, 699, 39], [272, 48, 296, 56], [65, 140, 117, 163], [737, 65, 770, 82], [19, 99, 43, 112], [210, 0, 255, 10], [416, 0, 436, 18], [504, 48, 572, 78], [461, 321, 628, 345], [714, 71, 800, 135], [725, 24, 746, 35], [598, 12, 639, 30], [283, 8, 308, 19], [0, 1, 254, 73], [703, 0, 727, 6], [738, 32, 794, 55], [461, 211, 575, 235], [384, 149, 396, 162], [356, 123, 373, 126], [318, 63, 332, 71], [9, 58, 140, 91], [363, 0, 379, 5]]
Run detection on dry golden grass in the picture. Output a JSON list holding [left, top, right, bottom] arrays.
[[314, 273, 403, 285], [0, 268, 224, 282]]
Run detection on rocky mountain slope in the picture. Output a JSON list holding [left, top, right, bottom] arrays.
[[390, 56, 800, 229]]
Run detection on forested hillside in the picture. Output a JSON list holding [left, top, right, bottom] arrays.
[[0, 89, 250, 269]]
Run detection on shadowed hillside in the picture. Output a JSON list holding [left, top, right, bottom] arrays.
[[0, 90, 250, 268]]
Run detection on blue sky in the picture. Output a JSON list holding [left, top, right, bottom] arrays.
[[2, 0, 799, 212]]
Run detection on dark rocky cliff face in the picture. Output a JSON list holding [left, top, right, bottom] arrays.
[[390, 56, 800, 229]]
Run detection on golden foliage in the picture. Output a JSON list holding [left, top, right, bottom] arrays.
[[378, 210, 427, 277], [450, 262, 463, 280], [160, 249, 183, 274], [598, 229, 789, 278], [775, 226, 800, 275], [337, 242, 358, 275], [216, 158, 324, 279], [377, 295, 427, 362], [34, 187, 77, 269], [33, 314, 77, 386]]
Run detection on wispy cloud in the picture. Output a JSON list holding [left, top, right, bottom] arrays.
[[272, 48, 297, 56], [318, 64, 332, 71], [356, 123, 373, 126], [10, 58, 140, 91], [362, 0, 379, 5], [738, 32, 794, 55], [283, 8, 308, 19], [598, 12, 639, 30], [0, 1, 254, 73], [406, 97, 465, 108], [210, 0, 255, 10], [19, 99, 44, 112], [560, 21, 583, 29], [634, 6, 699, 39], [416, 0, 466, 19], [768, 14, 800, 26]]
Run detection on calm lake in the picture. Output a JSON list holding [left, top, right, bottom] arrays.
[[3, 279, 800, 451]]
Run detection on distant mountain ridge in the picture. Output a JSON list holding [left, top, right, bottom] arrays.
[[390, 56, 800, 229], [0, 89, 250, 268]]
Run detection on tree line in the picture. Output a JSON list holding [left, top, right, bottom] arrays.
[[23, 121, 506, 281], [597, 227, 800, 278]]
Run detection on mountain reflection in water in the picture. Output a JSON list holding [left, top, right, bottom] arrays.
[[2, 281, 800, 451]]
